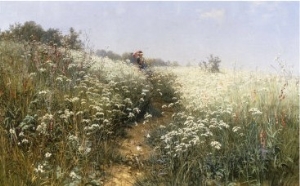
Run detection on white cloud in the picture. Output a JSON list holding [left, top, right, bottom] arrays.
[[248, 2, 280, 16], [198, 8, 225, 22]]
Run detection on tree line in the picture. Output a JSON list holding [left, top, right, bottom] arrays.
[[0, 21, 82, 50], [0, 20, 220, 71], [95, 49, 179, 67], [0, 21, 178, 66]]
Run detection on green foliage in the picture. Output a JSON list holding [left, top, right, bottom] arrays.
[[0, 21, 82, 50], [199, 54, 221, 73], [95, 49, 122, 60]]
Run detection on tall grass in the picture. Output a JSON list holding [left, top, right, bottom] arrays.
[[0, 39, 175, 185], [1, 38, 298, 185], [142, 66, 299, 185]]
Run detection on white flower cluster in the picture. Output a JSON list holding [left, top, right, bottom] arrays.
[[249, 107, 263, 116], [155, 66, 292, 158], [160, 112, 226, 156], [36, 113, 54, 134]]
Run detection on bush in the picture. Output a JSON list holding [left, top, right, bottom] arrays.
[[0, 21, 83, 50], [199, 54, 221, 73]]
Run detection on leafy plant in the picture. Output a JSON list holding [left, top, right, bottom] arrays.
[[199, 54, 221, 73]]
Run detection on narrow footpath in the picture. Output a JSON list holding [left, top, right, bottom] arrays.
[[103, 102, 174, 186]]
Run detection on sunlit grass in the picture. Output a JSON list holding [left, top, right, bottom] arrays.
[[0, 40, 177, 185], [1, 39, 298, 185], [143, 66, 299, 185]]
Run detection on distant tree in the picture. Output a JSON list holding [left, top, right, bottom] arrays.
[[106, 50, 122, 60], [199, 54, 221, 73], [207, 54, 221, 73], [41, 28, 62, 46], [0, 21, 83, 49], [63, 27, 82, 50], [96, 49, 173, 67], [95, 49, 122, 60], [171, 61, 180, 66], [4, 21, 44, 41], [95, 49, 107, 57], [122, 52, 135, 63], [198, 60, 207, 70]]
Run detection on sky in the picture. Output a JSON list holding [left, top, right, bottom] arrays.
[[0, 1, 299, 74]]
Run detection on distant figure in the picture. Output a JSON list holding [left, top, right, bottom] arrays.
[[133, 50, 146, 70]]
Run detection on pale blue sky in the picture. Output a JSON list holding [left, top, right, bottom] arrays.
[[0, 1, 299, 74]]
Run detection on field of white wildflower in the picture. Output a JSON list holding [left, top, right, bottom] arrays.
[[142, 66, 299, 185], [0, 39, 298, 186], [0, 40, 179, 186]]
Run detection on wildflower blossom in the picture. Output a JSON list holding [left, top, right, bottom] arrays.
[[56, 76, 63, 82], [219, 120, 229, 129], [249, 108, 263, 116], [19, 131, 24, 137], [38, 90, 48, 95], [36, 122, 47, 134], [95, 112, 104, 117], [34, 164, 45, 173], [133, 107, 141, 113], [232, 126, 241, 133], [68, 135, 79, 142], [211, 141, 222, 150], [78, 145, 91, 154], [143, 120, 149, 125], [71, 97, 80, 103], [128, 112, 135, 118], [144, 112, 152, 119], [136, 145, 142, 151], [29, 72, 37, 77], [69, 171, 81, 180], [39, 68, 46, 72], [168, 103, 174, 108], [45, 152, 52, 158], [22, 139, 29, 144], [9, 128, 16, 134], [124, 98, 133, 105]]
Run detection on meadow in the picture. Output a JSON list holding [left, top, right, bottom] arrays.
[[0, 39, 299, 186], [141, 66, 299, 185]]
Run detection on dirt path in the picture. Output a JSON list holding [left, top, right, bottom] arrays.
[[103, 104, 174, 186]]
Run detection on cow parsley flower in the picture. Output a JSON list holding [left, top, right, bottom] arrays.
[[45, 152, 52, 158], [9, 128, 16, 134], [249, 108, 263, 116], [144, 112, 152, 119], [128, 112, 135, 118], [34, 164, 45, 173], [232, 126, 241, 133], [211, 141, 222, 150], [69, 171, 81, 180]]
